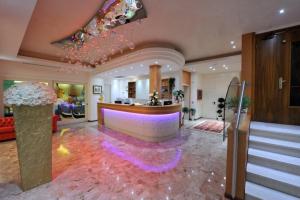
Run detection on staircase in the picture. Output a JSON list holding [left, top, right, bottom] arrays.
[[245, 121, 300, 200]]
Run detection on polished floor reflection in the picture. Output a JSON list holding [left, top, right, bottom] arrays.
[[0, 122, 227, 200]]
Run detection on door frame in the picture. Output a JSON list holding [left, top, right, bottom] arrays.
[[243, 25, 300, 125]]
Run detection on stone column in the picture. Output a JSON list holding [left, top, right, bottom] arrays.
[[13, 104, 53, 191], [149, 64, 162, 96]]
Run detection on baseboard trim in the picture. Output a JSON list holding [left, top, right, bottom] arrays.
[[88, 120, 98, 122], [224, 193, 244, 200], [194, 117, 202, 120], [224, 192, 233, 200]]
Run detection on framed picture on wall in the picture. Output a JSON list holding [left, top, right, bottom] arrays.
[[197, 89, 202, 100], [93, 85, 102, 94]]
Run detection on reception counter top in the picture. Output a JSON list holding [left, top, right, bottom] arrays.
[[97, 103, 182, 142]]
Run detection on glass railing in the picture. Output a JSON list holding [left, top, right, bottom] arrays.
[[223, 77, 247, 196], [223, 77, 243, 141]]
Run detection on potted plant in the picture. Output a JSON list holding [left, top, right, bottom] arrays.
[[189, 108, 196, 121], [4, 82, 57, 191], [173, 90, 184, 103], [227, 96, 251, 122], [182, 106, 189, 122], [149, 91, 161, 106], [216, 97, 225, 121]]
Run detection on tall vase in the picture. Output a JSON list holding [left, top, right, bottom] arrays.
[[13, 104, 53, 191]]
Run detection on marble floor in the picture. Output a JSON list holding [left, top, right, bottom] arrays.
[[0, 121, 227, 200]]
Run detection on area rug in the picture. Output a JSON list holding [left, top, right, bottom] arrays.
[[192, 120, 227, 134]]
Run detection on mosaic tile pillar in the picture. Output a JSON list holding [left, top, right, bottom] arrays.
[[13, 104, 53, 191]]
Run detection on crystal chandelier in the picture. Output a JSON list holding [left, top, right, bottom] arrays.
[[53, 0, 147, 72]]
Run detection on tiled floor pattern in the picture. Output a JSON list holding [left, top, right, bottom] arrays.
[[0, 121, 227, 200]]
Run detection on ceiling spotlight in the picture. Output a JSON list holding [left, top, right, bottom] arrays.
[[209, 66, 213, 69], [230, 41, 235, 45], [225, 67, 229, 70], [212, 68, 216, 71], [232, 45, 236, 49], [154, 61, 159, 64], [222, 64, 226, 68], [279, 9, 285, 14]]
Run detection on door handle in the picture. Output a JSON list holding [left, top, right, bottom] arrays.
[[279, 77, 287, 90]]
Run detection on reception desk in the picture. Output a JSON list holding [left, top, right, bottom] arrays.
[[97, 103, 181, 142]]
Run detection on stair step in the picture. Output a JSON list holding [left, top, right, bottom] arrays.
[[249, 135, 300, 158], [250, 122, 300, 143], [247, 163, 300, 197], [248, 148, 300, 175], [245, 182, 300, 200]]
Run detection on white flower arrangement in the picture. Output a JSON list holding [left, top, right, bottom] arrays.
[[4, 82, 57, 106]]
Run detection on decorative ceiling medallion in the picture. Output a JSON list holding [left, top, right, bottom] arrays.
[[53, 0, 147, 71]]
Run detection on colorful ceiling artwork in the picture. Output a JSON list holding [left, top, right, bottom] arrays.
[[53, 0, 147, 69]]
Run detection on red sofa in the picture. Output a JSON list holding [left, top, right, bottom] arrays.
[[0, 115, 59, 142]]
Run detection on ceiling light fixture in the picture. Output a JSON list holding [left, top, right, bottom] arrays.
[[232, 45, 237, 49], [230, 41, 235, 45], [212, 68, 216, 71], [279, 9, 285, 14], [209, 66, 213, 69]]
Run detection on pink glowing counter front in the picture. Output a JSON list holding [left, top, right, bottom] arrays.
[[97, 103, 182, 142]]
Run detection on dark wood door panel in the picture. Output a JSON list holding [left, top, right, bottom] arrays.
[[254, 29, 300, 125], [254, 34, 284, 123]]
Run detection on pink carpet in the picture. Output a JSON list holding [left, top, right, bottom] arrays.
[[193, 120, 225, 133]]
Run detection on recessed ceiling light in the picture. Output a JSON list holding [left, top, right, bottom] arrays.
[[279, 9, 285, 14], [225, 67, 229, 70], [167, 64, 170, 68], [232, 45, 236, 49], [209, 66, 213, 69], [154, 61, 159, 64], [212, 68, 216, 71], [230, 41, 235, 45], [222, 64, 226, 68]]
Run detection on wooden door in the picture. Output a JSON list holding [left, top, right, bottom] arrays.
[[254, 29, 300, 125]]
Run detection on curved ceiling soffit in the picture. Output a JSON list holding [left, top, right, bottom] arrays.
[[52, 0, 147, 66], [94, 47, 186, 73]]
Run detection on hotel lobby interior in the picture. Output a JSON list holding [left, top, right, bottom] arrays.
[[1, 0, 300, 200]]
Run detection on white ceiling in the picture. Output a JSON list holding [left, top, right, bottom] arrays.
[[1, 0, 300, 66], [0, 0, 37, 56], [97, 54, 241, 79], [184, 55, 241, 74]]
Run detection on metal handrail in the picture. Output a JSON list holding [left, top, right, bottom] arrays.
[[231, 80, 246, 196]]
